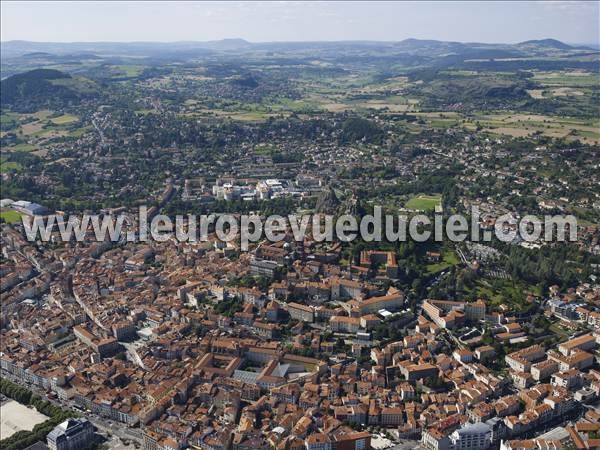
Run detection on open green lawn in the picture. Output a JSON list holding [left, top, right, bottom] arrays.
[[0, 210, 23, 224], [405, 194, 442, 211], [549, 322, 570, 339], [254, 144, 276, 155], [0, 112, 20, 130], [273, 98, 322, 113], [469, 279, 540, 312], [113, 64, 145, 77], [532, 72, 600, 87], [6, 143, 36, 152], [229, 111, 278, 121], [68, 126, 91, 137], [134, 109, 155, 115], [426, 251, 460, 274], [50, 114, 79, 124], [0, 160, 22, 173]]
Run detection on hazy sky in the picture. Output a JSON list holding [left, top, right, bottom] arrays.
[[1, 1, 598, 45]]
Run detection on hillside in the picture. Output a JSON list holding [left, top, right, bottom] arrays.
[[518, 38, 574, 50], [0, 68, 98, 110], [406, 71, 534, 110]]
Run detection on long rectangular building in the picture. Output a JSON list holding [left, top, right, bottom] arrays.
[[358, 292, 404, 315], [423, 299, 486, 329]]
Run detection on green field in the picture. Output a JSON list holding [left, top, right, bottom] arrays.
[[254, 144, 276, 155], [134, 109, 155, 115], [0, 210, 22, 224], [549, 322, 570, 339], [0, 160, 22, 173], [419, 111, 600, 144], [50, 114, 79, 124], [469, 279, 540, 312], [1, 112, 20, 130], [6, 143, 36, 152], [426, 251, 460, 274], [405, 194, 442, 211], [113, 65, 145, 77], [532, 72, 600, 87], [68, 126, 91, 137]]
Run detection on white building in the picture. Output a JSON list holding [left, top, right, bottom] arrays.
[[449, 422, 493, 450], [47, 418, 94, 450]]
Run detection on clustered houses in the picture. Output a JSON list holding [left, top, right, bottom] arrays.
[[1, 216, 600, 450]]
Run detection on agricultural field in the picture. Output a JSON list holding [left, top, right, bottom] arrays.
[[0, 112, 20, 130], [416, 110, 600, 144], [1, 110, 82, 152], [50, 113, 79, 124], [465, 113, 600, 144], [112, 64, 145, 77], [0, 159, 22, 173], [532, 71, 600, 87], [8, 143, 37, 152]]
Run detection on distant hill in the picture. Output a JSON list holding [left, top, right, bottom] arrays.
[[204, 38, 252, 51], [518, 39, 573, 50], [1, 68, 99, 110], [15, 51, 103, 61], [22, 52, 54, 58], [2, 37, 594, 59], [339, 118, 383, 144], [1, 38, 596, 80]]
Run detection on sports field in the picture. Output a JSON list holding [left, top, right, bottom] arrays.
[[404, 194, 442, 211]]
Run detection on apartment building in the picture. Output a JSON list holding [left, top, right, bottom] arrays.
[[530, 360, 559, 382], [448, 422, 493, 450], [423, 299, 486, 329], [47, 418, 94, 450], [305, 433, 332, 450], [549, 350, 594, 371], [330, 316, 361, 333], [399, 362, 439, 381], [557, 333, 597, 356], [357, 292, 404, 315], [505, 346, 545, 372], [287, 302, 315, 323]]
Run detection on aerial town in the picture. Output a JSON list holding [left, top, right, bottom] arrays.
[[1, 186, 600, 450]]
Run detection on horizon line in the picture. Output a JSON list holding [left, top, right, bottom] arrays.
[[2, 37, 598, 46]]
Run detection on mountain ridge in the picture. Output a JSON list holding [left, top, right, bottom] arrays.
[[1, 37, 593, 56]]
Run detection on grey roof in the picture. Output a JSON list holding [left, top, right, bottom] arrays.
[[538, 427, 569, 441], [455, 422, 492, 435], [14, 202, 47, 215], [271, 363, 290, 378], [47, 418, 92, 441], [23, 443, 49, 450], [233, 370, 260, 384], [251, 259, 279, 269]]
